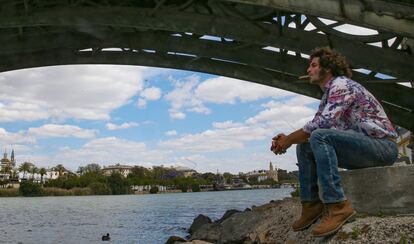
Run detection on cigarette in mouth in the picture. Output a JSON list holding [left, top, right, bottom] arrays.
[[299, 75, 310, 80]]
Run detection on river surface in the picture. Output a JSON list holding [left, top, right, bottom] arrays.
[[0, 188, 293, 244]]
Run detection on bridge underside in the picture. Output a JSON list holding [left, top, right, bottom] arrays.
[[0, 0, 413, 130]]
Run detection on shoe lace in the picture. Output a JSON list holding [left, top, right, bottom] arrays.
[[320, 207, 330, 223]]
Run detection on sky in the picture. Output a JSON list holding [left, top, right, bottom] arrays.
[[0, 64, 320, 174], [0, 19, 398, 174]]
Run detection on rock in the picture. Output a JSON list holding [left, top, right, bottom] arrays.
[[215, 209, 241, 224], [165, 235, 186, 244], [186, 197, 414, 243], [189, 214, 212, 234]]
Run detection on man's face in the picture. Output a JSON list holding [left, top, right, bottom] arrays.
[[307, 57, 327, 85]]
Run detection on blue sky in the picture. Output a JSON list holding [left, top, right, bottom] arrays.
[[0, 65, 320, 173]]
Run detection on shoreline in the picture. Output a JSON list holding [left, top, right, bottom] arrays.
[[170, 197, 414, 243], [0, 186, 290, 197]]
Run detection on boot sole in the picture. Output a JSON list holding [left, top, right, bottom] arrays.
[[312, 211, 357, 237], [293, 212, 323, 231]]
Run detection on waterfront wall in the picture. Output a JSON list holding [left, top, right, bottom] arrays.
[[340, 164, 414, 215]]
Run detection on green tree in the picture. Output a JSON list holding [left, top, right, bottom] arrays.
[[84, 163, 101, 174], [107, 172, 130, 195], [53, 164, 67, 178], [88, 182, 110, 195], [19, 162, 32, 180], [39, 168, 47, 184], [223, 172, 233, 184], [19, 181, 42, 197], [30, 166, 39, 181], [1, 164, 12, 182]]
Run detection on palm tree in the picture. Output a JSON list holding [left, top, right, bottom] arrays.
[[30, 166, 39, 181], [1, 164, 12, 177], [19, 162, 32, 180], [54, 164, 66, 178], [39, 167, 47, 184]]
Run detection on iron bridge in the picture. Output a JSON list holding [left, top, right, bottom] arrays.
[[0, 0, 413, 130]]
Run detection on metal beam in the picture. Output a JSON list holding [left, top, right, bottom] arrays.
[[0, 6, 413, 81], [1, 29, 413, 111], [227, 0, 414, 38]]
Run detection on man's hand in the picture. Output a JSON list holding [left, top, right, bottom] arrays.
[[270, 133, 290, 155], [270, 129, 309, 155]]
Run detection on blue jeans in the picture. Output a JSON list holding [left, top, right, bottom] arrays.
[[297, 129, 398, 203]]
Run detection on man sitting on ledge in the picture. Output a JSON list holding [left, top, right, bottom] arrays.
[[270, 47, 398, 237]]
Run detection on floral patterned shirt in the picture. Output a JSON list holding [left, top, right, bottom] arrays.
[[303, 76, 397, 138]]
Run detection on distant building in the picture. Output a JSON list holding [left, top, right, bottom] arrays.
[[0, 149, 17, 180], [246, 162, 279, 183], [102, 164, 133, 177], [173, 166, 196, 178], [267, 162, 278, 182], [0, 149, 16, 168]]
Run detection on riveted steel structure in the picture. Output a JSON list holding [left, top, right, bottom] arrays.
[[0, 0, 413, 130]]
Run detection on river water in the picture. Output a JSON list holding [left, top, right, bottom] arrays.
[[0, 188, 293, 244]]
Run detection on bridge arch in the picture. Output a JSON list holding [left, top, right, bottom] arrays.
[[0, 0, 413, 130]]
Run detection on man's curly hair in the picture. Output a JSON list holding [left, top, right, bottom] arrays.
[[310, 47, 352, 78]]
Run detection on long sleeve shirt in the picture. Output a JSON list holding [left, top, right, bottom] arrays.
[[303, 76, 397, 138]]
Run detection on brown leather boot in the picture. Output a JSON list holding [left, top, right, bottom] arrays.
[[312, 200, 356, 237], [292, 201, 324, 231]]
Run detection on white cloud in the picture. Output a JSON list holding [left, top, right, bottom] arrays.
[[0, 128, 36, 146], [195, 76, 294, 104], [105, 122, 139, 131], [28, 124, 98, 138], [0, 65, 145, 122], [159, 125, 270, 152], [137, 87, 162, 109], [136, 98, 147, 108], [141, 87, 161, 100], [213, 120, 243, 129], [169, 110, 186, 120], [165, 130, 178, 136], [164, 75, 296, 120], [164, 75, 211, 119], [43, 137, 174, 170], [160, 95, 318, 153]]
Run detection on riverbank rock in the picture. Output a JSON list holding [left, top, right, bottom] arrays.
[[183, 198, 414, 244], [189, 214, 212, 234]]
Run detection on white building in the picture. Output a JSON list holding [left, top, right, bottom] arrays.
[[102, 164, 133, 177]]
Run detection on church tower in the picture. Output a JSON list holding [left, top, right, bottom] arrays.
[[267, 161, 278, 182], [11, 149, 15, 167]]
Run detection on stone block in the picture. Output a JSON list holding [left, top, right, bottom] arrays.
[[340, 164, 414, 215]]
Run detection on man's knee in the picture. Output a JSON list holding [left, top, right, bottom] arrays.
[[309, 129, 332, 144], [296, 142, 312, 157]]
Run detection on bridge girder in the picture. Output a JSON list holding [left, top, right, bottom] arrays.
[[0, 0, 413, 130]]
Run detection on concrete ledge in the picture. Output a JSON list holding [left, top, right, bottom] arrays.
[[340, 164, 414, 215]]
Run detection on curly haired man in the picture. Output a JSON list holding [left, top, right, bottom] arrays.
[[271, 47, 398, 237]]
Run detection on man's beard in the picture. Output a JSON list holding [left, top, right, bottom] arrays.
[[310, 68, 328, 85]]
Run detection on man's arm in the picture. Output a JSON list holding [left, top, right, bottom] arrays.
[[271, 129, 310, 154]]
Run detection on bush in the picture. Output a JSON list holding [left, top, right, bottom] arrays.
[[107, 172, 131, 195], [42, 187, 72, 196], [88, 182, 110, 195], [179, 184, 188, 193], [290, 187, 300, 197], [191, 184, 200, 192], [149, 186, 159, 194], [0, 188, 19, 197], [71, 187, 92, 196], [19, 181, 43, 197]]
